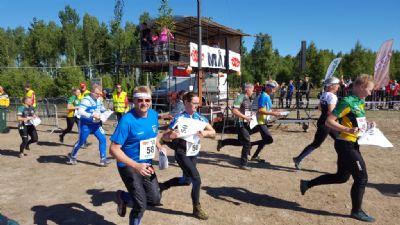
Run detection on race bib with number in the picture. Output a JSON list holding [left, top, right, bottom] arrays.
[[245, 110, 252, 117], [139, 137, 157, 160], [356, 117, 367, 136], [186, 142, 201, 156]]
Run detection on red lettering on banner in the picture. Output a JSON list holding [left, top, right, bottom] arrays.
[[190, 49, 204, 63], [231, 57, 240, 68]]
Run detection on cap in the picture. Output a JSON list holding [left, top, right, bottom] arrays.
[[324, 77, 340, 87], [265, 81, 277, 88]]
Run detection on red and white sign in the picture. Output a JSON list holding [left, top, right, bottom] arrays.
[[190, 42, 241, 72], [173, 66, 191, 77]]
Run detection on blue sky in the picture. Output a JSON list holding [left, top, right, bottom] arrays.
[[1, 0, 399, 56]]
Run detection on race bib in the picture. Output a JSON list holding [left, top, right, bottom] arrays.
[[356, 117, 367, 136], [245, 110, 252, 117], [186, 142, 201, 156], [139, 137, 156, 160]]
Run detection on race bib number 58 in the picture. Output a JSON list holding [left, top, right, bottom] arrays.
[[186, 142, 201, 156], [140, 137, 156, 160]]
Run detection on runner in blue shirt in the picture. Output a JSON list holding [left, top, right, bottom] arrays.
[[67, 85, 110, 166], [251, 82, 281, 163], [110, 86, 166, 225], [160, 92, 216, 220]]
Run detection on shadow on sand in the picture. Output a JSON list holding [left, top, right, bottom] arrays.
[[202, 186, 349, 218], [31, 203, 115, 225]]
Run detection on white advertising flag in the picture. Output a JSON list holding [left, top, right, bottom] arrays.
[[324, 58, 342, 80], [374, 39, 394, 89]]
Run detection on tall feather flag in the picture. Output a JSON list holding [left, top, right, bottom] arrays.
[[374, 39, 394, 89], [324, 58, 342, 80]]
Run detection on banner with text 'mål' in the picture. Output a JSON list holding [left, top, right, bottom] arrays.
[[324, 57, 342, 80], [374, 39, 394, 89]]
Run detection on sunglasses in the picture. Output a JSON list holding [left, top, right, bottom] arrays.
[[137, 98, 152, 103]]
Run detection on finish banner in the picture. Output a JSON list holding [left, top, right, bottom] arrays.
[[189, 42, 241, 72]]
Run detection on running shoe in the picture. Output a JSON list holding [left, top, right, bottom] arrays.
[[293, 157, 301, 170], [193, 204, 208, 220], [216, 140, 222, 151], [67, 153, 77, 165], [239, 165, 252, 171], [250, 156, 265, 163], [100, 158, 111, 167], [300, 180, 309, 195], [116, 190, 127, 217], [351, 210, 375, 222]]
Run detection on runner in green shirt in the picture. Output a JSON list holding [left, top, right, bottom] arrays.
[[59, 88, 81, 143], [300, 74, 376, 222]]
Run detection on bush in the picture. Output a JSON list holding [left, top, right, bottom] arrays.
[[0, 69, 55, 98], [54, 68, 85, 97]]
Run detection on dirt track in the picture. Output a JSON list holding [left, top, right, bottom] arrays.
[[0, 111, 399, 225]]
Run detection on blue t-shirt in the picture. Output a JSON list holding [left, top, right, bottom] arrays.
[[257, 92, 272, 125], [110, 109, 159, 167], [287, 84, 295, 95], [169, 111, 209, 130]]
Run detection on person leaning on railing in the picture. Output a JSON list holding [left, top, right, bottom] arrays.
[[159, 26, 174, 62]]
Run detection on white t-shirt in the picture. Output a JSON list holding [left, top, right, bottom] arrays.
[[320, 92, 338, 105]]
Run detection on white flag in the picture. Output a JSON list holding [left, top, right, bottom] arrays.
[[374, 39, 394, 89], [324, 58, 342, 80]]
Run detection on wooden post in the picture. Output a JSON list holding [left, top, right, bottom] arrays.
[[197, 0, 203, 105]]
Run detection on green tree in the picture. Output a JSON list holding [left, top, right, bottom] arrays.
[[249, 33, 277, 83], [24, 19, 61, 68], [275, 55, 295, 83], [0, 29, 9, 68], [341, 41, 375, 79], [9, 27, 27, 67], [389, 50, 400, 81], [139, 12, 151, 25], [59, 5, 81, 66], [82, 14, 99, 67], [154, 0, 175, 32]]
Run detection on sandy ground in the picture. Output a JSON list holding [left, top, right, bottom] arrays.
[[0, 110, 399, 225]]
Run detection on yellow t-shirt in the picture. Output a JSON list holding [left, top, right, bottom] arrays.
[[0, 93, 10, 107], [25, 89, 36, 107]]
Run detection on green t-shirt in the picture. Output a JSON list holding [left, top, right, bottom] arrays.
[[233, 93, 252, 122], [332, 95, 366, 142], [67, 95, 81, 118], [17, 105, 35, 125]]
